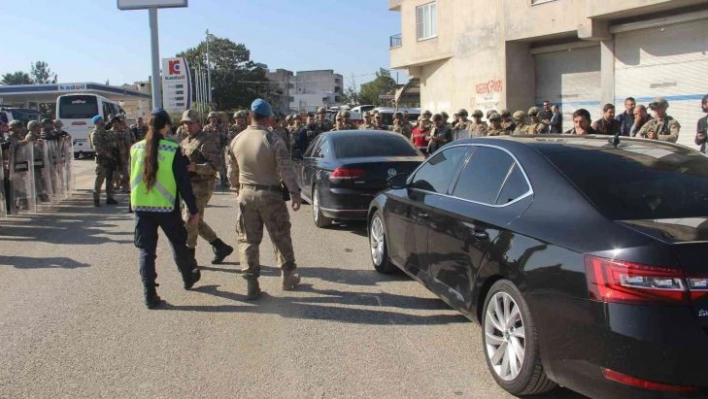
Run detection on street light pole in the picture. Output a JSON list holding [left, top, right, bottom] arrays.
[[149, 8, 162, 109], [205, 29, 212, 106]]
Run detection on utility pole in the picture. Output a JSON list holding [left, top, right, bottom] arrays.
[[205, 29, 213, 106], [149, 9, 162, 109]]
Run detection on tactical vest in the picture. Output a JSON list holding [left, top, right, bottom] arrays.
[[129, 139, 179, 212]]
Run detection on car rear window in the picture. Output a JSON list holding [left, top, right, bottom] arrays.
[[332, 134, 420, 158], [59, 96, 99, 119], [544, 143, 708, 220]]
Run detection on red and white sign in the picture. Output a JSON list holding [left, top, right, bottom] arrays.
[[161, 57, 191, 113]]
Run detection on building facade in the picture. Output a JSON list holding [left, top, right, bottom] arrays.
[[389, 0, 708, 148], [290, 70, 344, 112], [265, 69, 295, 116], [120, 80, 151, 123]]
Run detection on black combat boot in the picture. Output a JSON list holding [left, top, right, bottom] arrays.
[[182, 248, 201, 290], [244, 276, 261, 300], [144, 284, 163, 309], [210, 238, 233, 264], [93, 193, 100, 207], [106, 197, 118, 205]]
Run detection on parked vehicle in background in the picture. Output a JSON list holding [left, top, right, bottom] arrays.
[[350, 105, 375, 114], [326, 110, 364, 127], [368, 135, 708, 399], [0, 107, 40, 128], [295, 130, 424, 228], [373, 107, 420, 127], [56, 93, 124, 158]]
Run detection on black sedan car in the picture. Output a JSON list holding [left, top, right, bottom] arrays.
[[295, 130, 424, 228], [367, 135, 708, 399]]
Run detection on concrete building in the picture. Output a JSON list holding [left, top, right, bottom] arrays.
[[120, 81, 152, 123], [290, 70, 344, 113], [389, 0, 708, 148], [266, 69, 295, 116]]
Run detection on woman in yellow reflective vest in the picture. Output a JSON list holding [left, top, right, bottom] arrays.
[[131, 109, 201, 309]]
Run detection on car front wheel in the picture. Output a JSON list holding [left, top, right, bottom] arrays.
[[482, 280, 556, 396], [312, 186, 332, 228], [369, 211, 396, 274]]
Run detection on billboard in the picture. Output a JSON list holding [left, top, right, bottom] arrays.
[[161, 57, 191, 113], [117, 0, 187, 10]]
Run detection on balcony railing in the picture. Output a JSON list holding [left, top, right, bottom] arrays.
[[390, 33, 402, 49]]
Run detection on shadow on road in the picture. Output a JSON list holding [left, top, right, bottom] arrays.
[[166, 284, 467, 326], [0, 255, 91, 269], [326, 221, 368, 237], [525, 389, 588, 399], [0, 191, 133, 246]]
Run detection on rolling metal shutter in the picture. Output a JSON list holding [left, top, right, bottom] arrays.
[[534, 45, 601, 131], [614, 18, 708, 148]]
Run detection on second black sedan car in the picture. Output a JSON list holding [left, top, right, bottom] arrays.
[[368, 135, 708, 399], [295, 130, 424, 227]]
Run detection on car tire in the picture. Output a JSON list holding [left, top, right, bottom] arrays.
[[481, 280, 556, 396], [369, 211, 396, 274], [312, 186, 332, 228]]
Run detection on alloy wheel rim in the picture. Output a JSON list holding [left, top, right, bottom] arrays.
[[370, 216, 385, 266], [484, 292, 526, 381]]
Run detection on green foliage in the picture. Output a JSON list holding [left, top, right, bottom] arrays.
[[359, 69, 397, 106], [30, 61, 57, 84], [1, 71, 33, 85], [177, 36, 269, 110]]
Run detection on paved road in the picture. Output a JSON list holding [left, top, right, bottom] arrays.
[[0, 160, 586, 398]]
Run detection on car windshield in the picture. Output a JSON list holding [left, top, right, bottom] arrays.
[[543, 143, 708, 220], [59, 95, 99, 119], [332, 134, 420, 158]]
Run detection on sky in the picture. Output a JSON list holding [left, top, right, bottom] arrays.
[[2, 0, 406, 90]]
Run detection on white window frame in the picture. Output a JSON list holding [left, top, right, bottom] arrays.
[[416, 2, 437, 41]]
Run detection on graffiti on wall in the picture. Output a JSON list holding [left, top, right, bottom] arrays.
[[475, 79, 503, 95]]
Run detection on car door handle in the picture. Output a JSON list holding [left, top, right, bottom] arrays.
[[472, 230, 489, 240]]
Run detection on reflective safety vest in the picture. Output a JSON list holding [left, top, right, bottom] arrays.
[[130, 139, 179, 212]]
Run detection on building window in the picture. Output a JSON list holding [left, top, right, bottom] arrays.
[[416, 2, 437, 41]]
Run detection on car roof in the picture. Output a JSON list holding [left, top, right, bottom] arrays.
[[458, 134, 696, 157], [322, 130, 400, 137]]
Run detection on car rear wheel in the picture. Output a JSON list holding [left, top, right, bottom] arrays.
[[312, 186, 332, 228], [482, 280, 556, 396], [369, 211, 396, 274]]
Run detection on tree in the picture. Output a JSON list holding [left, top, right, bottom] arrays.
[[359, 69, 398, 106], [1, 71, 33, 85], [177, 36, 270, 110], [340, 87, 360, 105], [30, 61, 57, 84]]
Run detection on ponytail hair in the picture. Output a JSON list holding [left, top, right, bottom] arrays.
[[142, 112, 170, 191]]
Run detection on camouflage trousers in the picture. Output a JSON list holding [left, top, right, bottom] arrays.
[[236, 188, 296, 278], [183, 181, 218, 248], [113, 162, 129, 192], [94, 164, 115, 198]]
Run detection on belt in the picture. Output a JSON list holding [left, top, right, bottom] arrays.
[[240, 183, 281, 193]]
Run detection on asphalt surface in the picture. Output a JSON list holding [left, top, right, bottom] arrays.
[[0, 159, 586, 399]]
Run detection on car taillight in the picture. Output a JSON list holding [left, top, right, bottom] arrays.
[[330, 167, 366, 181], [601, 368, 699, 393], [585, 255, 708, 304]]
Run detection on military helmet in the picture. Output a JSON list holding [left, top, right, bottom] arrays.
[[41, 118, 53, 125], [512, 110, 527, 121], [317, 107, 327, 114], [457, 109, 468, 117], [488, 112, 501, 122], [441, 111, 449, 119], [9, 120, 22, 128], [207, 111, 218, 120], [486, 110, 497, 119], [235, 110, 248, 119], [27, 120, 40, 130], [528, 106, 541, 117], [500, 109, 511, 118], [472, 109, 483, 118]]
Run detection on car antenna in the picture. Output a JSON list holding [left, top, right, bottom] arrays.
[[610, 131, 620, 148]]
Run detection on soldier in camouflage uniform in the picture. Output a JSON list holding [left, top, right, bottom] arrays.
[[637, 97, 681, 142], [204, 111, 230, 188], [89, 115, 119, 206], [111, 116, 133, 193], [332, 111, 358, 131], [360, 111, 375, 130], [526, 107, 549, 134], [179, 109, 234, 265], [270, 114, 291, 154], [468, 110, 488, 137], [228, 110, 248, 144], [453, 109, 470, 140], [292, 113, 320, 158], [441, 112, 453, 130], [486, 113, 508, 136], [228, 99, 301, 300], [316, 107, 333, 132], [500, 110, 515, 134], [512, 111, 529, 135], [4, 121, 29, 210], [25, 121, 41, 142], [390, 112, 411, 138]]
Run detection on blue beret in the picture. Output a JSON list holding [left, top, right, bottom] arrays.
[[251, 98, 273, 117], [92, 115, 103, 124]]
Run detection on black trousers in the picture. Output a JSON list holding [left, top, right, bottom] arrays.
[[134, 210, 192, 287]]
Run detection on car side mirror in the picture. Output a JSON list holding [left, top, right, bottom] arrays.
[[387, 173, 408, 189]]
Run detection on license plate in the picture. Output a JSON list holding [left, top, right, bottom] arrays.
[[14, 161, 29, 172]]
